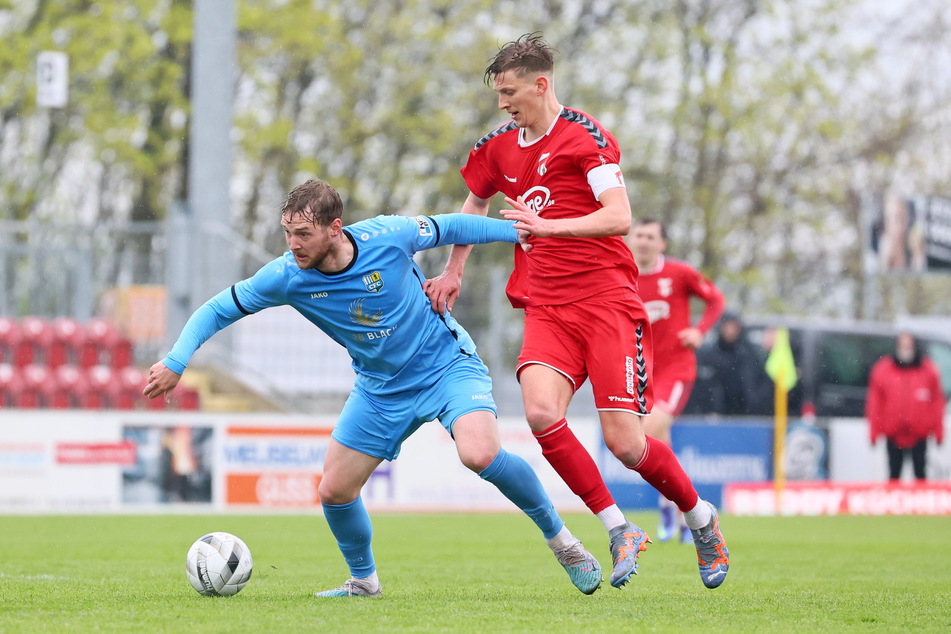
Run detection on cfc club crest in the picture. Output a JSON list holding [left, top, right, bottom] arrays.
[[362, 271, 384, 293], [658, 278, 673, 297]]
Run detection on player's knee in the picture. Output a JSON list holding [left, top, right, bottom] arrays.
[[317, 478, 357, 506], [603, 434, 646, 467], [523, 401, 562, 432], [459, 447, 497, 473]]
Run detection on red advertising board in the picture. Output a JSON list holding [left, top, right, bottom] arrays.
[[725, 481, 951, 516]]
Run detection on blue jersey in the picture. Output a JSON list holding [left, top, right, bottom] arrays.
[[162, 213, 518, 394]]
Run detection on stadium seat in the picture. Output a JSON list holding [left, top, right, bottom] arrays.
[[0, 363, 15, 406], [50, 317, 84, 368], [145, 393, 169, 410], [176, 385, 201, 410], [11, 316, 54, 368], [51, 364, 85, 409], [114, 366, 148, 410], [0, 317, 17, 365], [76, 365, 115, 409], [106, 334, 135, 369], [84, 318, 135, 369], [78, 319, 111, 367], [9, 364, 54, 408]]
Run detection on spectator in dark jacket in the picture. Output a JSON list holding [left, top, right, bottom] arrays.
[[866, 332, 945, 482], [692, 312, 770, 416]]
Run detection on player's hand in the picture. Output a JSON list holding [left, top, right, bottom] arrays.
[[678, 327, 704, 349], [515, 228, 534, 253], [500, 196, 555, 237], [423, 270, 462, 315], [143, 361, 182, 401]]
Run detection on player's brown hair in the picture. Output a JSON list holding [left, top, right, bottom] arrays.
[[484, 32, 556, 86], [635, 217, 668, 240], [281, 179, 343, 227]]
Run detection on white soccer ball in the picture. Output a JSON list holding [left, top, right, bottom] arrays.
[[185, 532, 253, 596]]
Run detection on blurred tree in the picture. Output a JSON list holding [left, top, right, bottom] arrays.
[[1, 0, 950, 327], [0, 1, 189, 225]]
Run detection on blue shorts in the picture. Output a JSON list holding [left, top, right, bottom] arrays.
[[332, 355, 497, 461]]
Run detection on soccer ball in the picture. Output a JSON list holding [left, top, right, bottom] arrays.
[[185, 532, 253, 596]]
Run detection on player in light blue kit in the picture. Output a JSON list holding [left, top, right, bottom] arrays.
[[144, 178, 603, 597]]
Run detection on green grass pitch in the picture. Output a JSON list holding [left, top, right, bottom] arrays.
[[1, 512, 949, 633]]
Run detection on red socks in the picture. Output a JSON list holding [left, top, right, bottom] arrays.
[[633, 436, 699, 512], [534, 420, 699, 515], [533, 419, 615, 514]]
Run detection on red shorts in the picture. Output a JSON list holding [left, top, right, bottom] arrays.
[[516, 296, 654, 414], [651, 374, 695, 417]]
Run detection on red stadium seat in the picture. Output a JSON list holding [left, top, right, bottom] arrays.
[[83, 318, 135, 369], [12, 317, 54, 368], [105, 335, 134, 369], [76, 365, 115, 409], [50, 317, 84, 368], [0, 317, 17, 365], [51, 364, 85, 409], [0, 363, 15, 406], [9, 364, 53, 408], [114, 366, 148, 410], [146, 392, 169, 410], [176, 385, 201, 410], [78, 319, 111, 367]]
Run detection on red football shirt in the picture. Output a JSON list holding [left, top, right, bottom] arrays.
[[637, 255, 725, 381], [461, 107, 638, 307]]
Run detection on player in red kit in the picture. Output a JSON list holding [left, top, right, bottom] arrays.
[[627, 219, 725, 543], [425, 33, 729, 591]]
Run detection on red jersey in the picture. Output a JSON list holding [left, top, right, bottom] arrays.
[[461, 107, 638, 308], [866, 355, 945, 448], [637, 255, 724, 382]]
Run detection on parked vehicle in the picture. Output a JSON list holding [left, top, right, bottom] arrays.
[[682, 316, 951, 419]]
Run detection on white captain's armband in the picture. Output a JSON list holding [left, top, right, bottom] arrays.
[[587, 163, 625, 199], [413, 216, 434, 237]]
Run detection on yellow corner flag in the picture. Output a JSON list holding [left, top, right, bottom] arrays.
[[766, 327, 797, 514], [765, 327, 798, 391]]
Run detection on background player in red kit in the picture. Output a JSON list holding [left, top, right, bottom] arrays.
[[627, 219, 725, 543], [425, 32, 729, 590]]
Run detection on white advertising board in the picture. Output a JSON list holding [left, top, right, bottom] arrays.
[[4, 412, 944, 515], [0, 411, 592, 514]]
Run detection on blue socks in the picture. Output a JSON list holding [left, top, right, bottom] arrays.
[[479, 449, 564, 539], [323, 450, 563, 578], [323, 497, 375, 577]]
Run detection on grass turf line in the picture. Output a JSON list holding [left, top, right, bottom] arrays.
[[0, 513, 949, 633]]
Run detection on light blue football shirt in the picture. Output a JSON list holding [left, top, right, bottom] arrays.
[[162, 213, 517, 395]]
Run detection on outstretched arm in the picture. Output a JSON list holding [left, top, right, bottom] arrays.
[[430, 213, 519, 247], [424, 193, 492, 315], [143, 287, 246, 399], [500, 187, 632, 238]]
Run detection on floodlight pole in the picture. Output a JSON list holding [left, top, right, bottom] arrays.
[[167, 0, 237, 361]]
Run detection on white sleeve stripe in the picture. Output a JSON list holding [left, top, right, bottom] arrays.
[[587, 163, 626, 199]]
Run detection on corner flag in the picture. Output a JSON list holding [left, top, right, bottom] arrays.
[[766, 327, 797, 512], [765, 327, 798, 391]]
